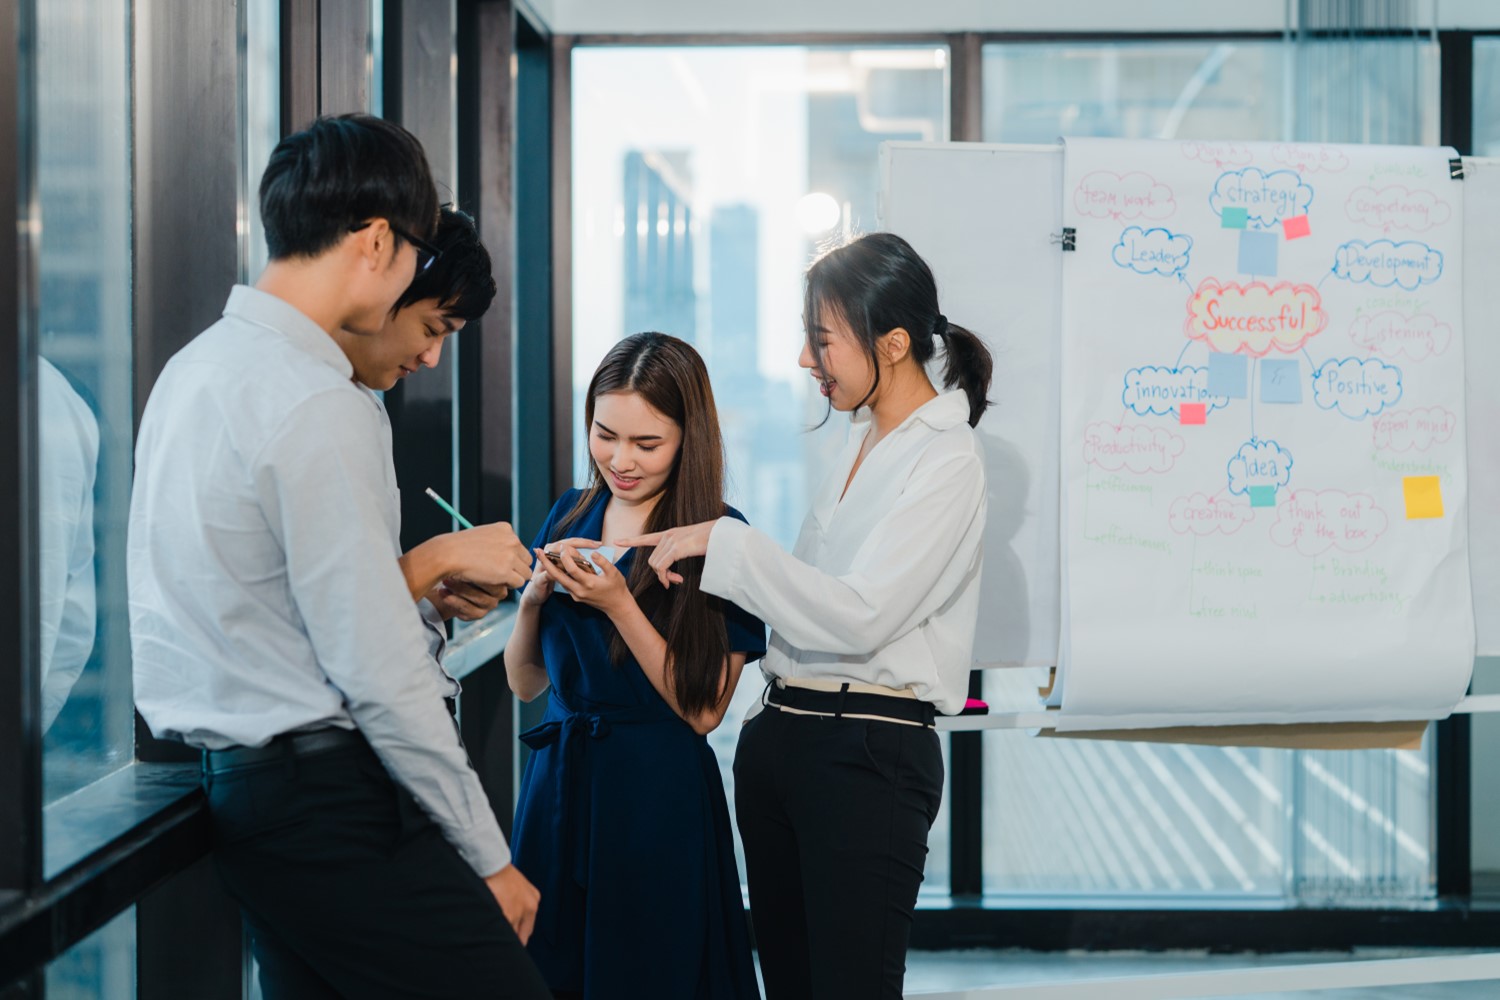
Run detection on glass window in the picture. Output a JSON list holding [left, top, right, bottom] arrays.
[[239, 0, 281, 282], [45, 907, 135, 999], [1476, 36, 1500, 871], [572, 45, 951, 889], [984, 670, 1434, 901], [38, 0, 134, 815], [1476, 37, 1500, 157], [980, 38, 1440, 904], [983, 40, 1437, 145]]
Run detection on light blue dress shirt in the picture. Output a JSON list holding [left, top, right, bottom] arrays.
[[129, 285, 509, 876]]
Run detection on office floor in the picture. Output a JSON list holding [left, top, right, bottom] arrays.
[[902, 949, 1498, 997]]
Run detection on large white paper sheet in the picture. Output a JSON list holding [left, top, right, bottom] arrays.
[[1056, 138, 1475, 729]]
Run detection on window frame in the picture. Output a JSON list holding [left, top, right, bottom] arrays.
[[0, 0, 555, 987], [5, 16, 1500, 989], [554, 25, 1500, 947]]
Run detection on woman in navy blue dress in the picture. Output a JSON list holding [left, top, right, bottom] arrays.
[[504, 332, 765, 999]]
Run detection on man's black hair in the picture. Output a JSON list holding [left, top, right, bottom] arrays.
[[391, 207, 497, 322], [260, 114, 438, 260]]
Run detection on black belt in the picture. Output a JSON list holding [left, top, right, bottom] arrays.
[[766, 683, 937, 728], [202, 727, 363, 774]]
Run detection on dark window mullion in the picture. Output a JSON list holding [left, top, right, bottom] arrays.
[[1435, 28, 1473, 901], [0, 0, 42, 898], [945, 34, 985, 900]]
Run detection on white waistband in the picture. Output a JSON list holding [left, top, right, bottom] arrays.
[[776, 676, 918, 699]]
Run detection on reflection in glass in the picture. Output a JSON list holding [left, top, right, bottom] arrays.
[[38, 0, 134, 804], [982, 40, 1437, 145], [573, 45, 950, 890], [1476, 39, 1500, 158], [979, 39, 1439, 904], [982, 669, 1436, 902], [983, 42, 1285, 143], [46, 906, 135, 999], [239, 0, 281, 282], [39, 358, 100, 732]]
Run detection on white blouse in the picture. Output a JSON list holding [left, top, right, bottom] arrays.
[[701, 390, 986, 715]]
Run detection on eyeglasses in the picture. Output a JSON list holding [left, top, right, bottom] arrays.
[[348, 220, 443, 273]]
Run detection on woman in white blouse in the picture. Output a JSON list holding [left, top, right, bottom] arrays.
[[617, 232, 990, 1000]]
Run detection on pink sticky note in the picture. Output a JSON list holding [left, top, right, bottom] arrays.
[[1180, 403, 1207, 425], [1283, 214, 1311, 240]]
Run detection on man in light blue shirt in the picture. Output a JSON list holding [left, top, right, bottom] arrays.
[[129, 115, 549, 999]]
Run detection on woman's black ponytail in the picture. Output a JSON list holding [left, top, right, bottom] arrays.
[[805, 232, 993, 428], [936, 319, 993, 428]]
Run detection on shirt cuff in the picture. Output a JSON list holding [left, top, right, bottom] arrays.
[[701, 516, 751, 602], [417, 598, 447, 663], [454, 816, 513, 877]]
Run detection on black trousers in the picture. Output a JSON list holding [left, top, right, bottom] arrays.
[[733, 706, 944, 1000], [204, 737, 551, 1000]]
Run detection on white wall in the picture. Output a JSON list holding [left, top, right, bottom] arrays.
[[542, 0, 1500, 36]]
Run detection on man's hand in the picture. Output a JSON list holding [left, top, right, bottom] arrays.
[[426, 578, 508, 621], [485, 864, 541, 945], [448, 522, 533, 592]]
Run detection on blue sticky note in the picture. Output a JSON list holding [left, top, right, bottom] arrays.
[[1248, 485, 1277, 508], [1207, 352, 1248, 399], [1238, 230, 1278, 276], [1260, 359, 1302, 404], [1221, 206, 1249, 229]]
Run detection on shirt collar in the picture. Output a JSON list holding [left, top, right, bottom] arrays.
[[223, 285, 354, 380], [849, 389, 972, 434]]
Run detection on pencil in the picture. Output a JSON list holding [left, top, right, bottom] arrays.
[[424, 487, 475, 530]]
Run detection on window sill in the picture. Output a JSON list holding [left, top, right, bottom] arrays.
[[0, 762, 209, 981], [446, 601, 519, 681], [44, 762, 201, 879]]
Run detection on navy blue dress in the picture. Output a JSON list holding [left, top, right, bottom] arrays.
[[511, 489, 766, 999]]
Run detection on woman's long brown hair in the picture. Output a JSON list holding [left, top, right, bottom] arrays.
[[555, 332, 731, 718]]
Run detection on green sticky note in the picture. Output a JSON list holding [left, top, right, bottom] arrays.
[[1248, 485, 1277, 507], [1222, 206, 1249, 229], [1403, 476, 1444, 519]]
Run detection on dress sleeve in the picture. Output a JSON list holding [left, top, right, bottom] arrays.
[[518, 490, 579, 598], [722, 598, 768, 663]]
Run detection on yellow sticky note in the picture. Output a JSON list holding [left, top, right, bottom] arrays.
[[1403, 476, 1444, 519]]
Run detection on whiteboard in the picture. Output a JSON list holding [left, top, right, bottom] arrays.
[[880, 143, 1063, 669], [880, 141, 1500, 672]]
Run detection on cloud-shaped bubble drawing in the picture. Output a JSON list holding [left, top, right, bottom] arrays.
[[1073, 171, 1176, 222], [1333, 239, 1443, 290], [1122, 366, 1228, 417], [1209, 168, 1314, 227], [1269, 489, 1388, 557], [1348, 311, 1452, 362], [1083, 423, 1185, 474], [1184, 279, 1328, 357], [1312, 357, 1403, 420], [1371, 406, 1457, 453], [1111, 227, 1192, 278], [1168, 493, 1255, 537], [1345, 185, 1453, 233], [1226, 439, 1294, 496], [1270, 144, 1349, 174], [1180, 141, 1253, 169]]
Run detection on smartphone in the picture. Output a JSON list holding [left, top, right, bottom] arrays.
[[545, 550, 602, 574]]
